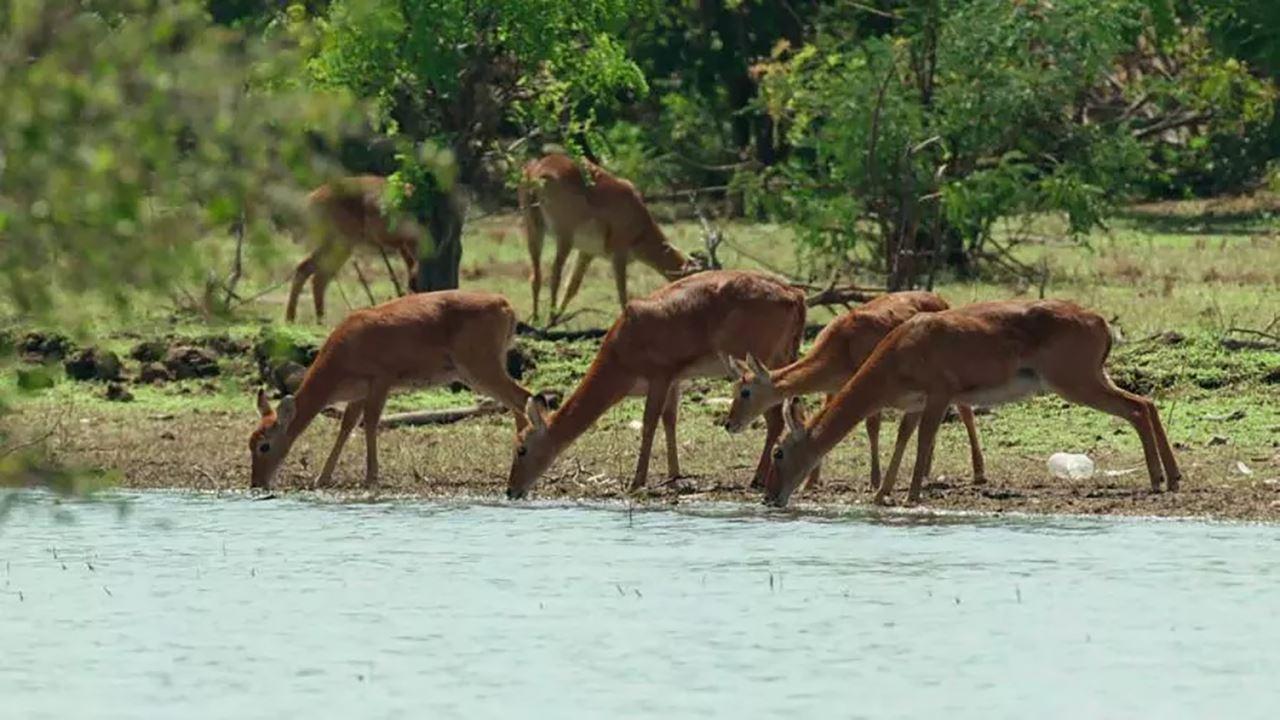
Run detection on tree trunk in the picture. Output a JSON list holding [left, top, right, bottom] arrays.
[[415, 184, 465, 292]]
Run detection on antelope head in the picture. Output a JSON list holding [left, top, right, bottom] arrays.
[[722, 354, 780, 433], [507, 396, 557, 499], [763, 398, 819, 508], [249, 388, 296, 490]]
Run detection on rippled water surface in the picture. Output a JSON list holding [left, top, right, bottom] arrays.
[[2, 492, 1279, 719]]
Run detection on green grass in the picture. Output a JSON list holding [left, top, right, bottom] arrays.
[[2, 199, 1278, 501]]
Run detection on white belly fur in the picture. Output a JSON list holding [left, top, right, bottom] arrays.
[[892, 369, 1047, 412], [629, 356, 732, 396]]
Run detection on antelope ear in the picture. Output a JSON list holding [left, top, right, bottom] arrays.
[[524, 396, 549, 432], [782, 397, 806, 434], [256, 388, 273, 417], [276, 396, 297, 426], [747, 353, 771, 376], [719, 353, 739, 379]]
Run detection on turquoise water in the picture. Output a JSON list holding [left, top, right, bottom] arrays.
[[2, 492, 1279, 718]]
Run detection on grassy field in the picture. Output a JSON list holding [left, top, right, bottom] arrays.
[[2, 195, 1278, 519]]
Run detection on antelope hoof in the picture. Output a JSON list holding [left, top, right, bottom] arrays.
[[872, 493, 893, 507], [1167, 475, 1181, 492], [972, 475, 988, 486]]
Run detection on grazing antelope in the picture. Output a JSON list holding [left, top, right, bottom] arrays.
[[251, 291, 532, 489], [506, 270, 809, 499], [724, 291, 986, 495], [286, 175, 423, 323], [763, 300, 1182, 508], [519, 153, 700, 321]]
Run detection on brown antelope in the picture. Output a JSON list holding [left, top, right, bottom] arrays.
[[724, 291, 986, 495], [763, 300, 1182, 508], [251, 291, 532, 489], [505, 270, 810, 499], [519, 153, 700, 321], [286, 175, 423, 323]]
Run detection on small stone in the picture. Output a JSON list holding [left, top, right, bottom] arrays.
[[129, 340, 167, 363], [160, 430, 176, 440], [269, 360, 307, 395], [104, 382, 134, 402], [163, 346, 219, 380], [64, 348, 123, 381], [139, 362, 173, 384], [1207, 435, 1229, 447], [19, 331, 75, 362]]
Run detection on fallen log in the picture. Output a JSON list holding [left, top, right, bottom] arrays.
[[377, 402, 504, 428]]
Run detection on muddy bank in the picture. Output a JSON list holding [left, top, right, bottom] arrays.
[[13, 402, 1280, 522]]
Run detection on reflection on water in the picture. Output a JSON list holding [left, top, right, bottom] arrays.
[[2, 491, 1279, 719]]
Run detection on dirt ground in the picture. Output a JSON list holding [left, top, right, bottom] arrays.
[[17, 400, 1280, 522]]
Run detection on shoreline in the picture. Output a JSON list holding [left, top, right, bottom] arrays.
[[18, 484, 1280, 527]]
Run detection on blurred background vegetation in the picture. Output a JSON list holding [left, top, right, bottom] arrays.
[[2, 0, 1277, 490]]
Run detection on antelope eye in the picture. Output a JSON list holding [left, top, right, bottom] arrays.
[[739, 388, 751, 399], [258, 442, 271, 454], [772, 448, 784, 460], [517, 446, 528, 457]]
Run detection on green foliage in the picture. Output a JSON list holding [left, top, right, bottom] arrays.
[[0, 0, 355, 319], [309, 0, 647, 171], [754, 0, 1278, 286]]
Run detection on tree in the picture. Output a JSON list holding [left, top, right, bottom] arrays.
[[753, 0, 1276, 289], [0, 0, 352, 489], [307, 0, 648, 291]]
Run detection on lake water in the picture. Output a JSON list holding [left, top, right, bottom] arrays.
[[2, 491, 1279, 719]]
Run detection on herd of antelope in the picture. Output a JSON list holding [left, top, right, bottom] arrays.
[[251, 153, 1182, 507]]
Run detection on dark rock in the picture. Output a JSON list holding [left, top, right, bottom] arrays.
[[104, 382, 134, 402], [138, 362, 173, 384], [195, 334, 250, 356], [164, 346, 220, 380], [1208, 435, 1229, 447], [506, 346, 534, 380], [1264, 367, 1280, 385], [269, 360, 308, 395], [1157, 331, 1185, 345], [64, 348, 123, 381], [537, 389, 563, 410], [20, 331, 75, 362], [160, 431, 176, 440], [129, 340, 167, 363]]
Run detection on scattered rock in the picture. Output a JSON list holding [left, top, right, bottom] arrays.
[[195, 334, 250, 356], [1204, 409, 1246, 422], [252, 332, 319, 378], [1264, 367, 1280, 385], [1207, 435, 1229, 447], [129, 340, 167, 363], [138, 362, 173, 384], [1157, 330, 1185, 345], [269, 360, 308, 395], [536, 389, 563, 410], [104, 382, 134, 402], [64, 348, 123, 382], [19, 331, 75, 362], [506, 346, 534, 380], [160, 431, 176, 441], [164, 346, 219, 380]]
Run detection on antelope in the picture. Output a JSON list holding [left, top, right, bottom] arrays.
[[251, 290, 532, 489], [286, 175, 423, 323], [724, 291, 986, 495], [506, 270, 810, 499], [763, 300, 1182, 508], [519, 153, 700, 321]]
